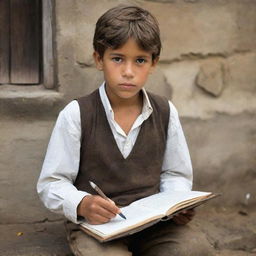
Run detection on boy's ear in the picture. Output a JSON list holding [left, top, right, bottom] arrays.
[[150, 56, 159, 74], [93, 51, 103, 71]]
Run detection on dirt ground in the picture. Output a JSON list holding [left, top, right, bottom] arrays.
[[193, 206, 256, 255], [1, 206, 255, 256]]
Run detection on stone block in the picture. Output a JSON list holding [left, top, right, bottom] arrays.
[[196, 60, 226, 97]]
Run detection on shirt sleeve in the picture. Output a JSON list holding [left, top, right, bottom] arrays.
[[160, 101, 193, 192], [36, 100, 89, 223]]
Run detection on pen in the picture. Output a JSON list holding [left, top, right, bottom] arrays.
[[89, 181, 126, 220]]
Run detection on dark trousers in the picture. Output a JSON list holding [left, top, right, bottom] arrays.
[[66, 220, 214, 256]]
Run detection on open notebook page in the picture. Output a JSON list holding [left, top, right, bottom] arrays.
[[81, 203, 161, 236], [81, 191, 211, 237], [130, 191, 212, 214]]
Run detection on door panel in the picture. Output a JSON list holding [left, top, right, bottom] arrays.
[[0, 0, 10, 84], [10, 0, 40, 84]]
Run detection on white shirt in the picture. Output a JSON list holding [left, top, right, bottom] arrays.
[[37, 83, 193, 223]]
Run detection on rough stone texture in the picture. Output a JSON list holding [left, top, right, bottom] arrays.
[[161, 52, 256, 118], [196, 60, 226, 97]]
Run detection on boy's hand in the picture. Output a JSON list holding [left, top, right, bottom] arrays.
[[77, 195, 120, 224], [172, 209, 195, 225]]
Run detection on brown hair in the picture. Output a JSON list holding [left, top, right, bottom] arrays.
[[93, 5, 161, 60]]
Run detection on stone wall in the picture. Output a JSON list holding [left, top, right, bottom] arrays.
[[0, 0, 255, 221], [55, 0, 256, 207]]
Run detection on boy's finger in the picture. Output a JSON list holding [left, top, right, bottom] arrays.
[[88, 214, 111, 225], [98, 197, 120, 214], [95, 205, 117, 219], [108, 199, 116, 205]]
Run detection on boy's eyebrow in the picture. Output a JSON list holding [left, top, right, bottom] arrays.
[[109, 53, 124, 57], [109, 53, 151, 58]]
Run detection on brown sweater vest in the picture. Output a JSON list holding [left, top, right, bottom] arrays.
[[74, 89, 170, 206]]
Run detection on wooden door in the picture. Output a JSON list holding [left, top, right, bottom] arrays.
[[0, 0, 41, 85]]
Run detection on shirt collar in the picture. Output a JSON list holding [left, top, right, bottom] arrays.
[[99, 82, 153, 120]]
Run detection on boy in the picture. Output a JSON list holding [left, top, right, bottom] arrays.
[[37, 5, 213, 256]]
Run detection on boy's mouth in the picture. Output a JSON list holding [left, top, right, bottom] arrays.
[[119, 83, 136, 88]]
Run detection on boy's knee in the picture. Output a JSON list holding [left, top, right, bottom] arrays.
[[141, 242, 214, 256], [174, 227, 215, 256], [136, 222, 215, 256], [140, 235, 214, 256], [170, 224, 215, 256], [65, 221, 132, 256]]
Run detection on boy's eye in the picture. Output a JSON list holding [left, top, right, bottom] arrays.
[[112, 57, 122, 63], [136, 58, 146, 64]]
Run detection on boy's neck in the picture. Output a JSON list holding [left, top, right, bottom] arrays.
[[106, 89, 143, 111], [105, 89, 144, 135]]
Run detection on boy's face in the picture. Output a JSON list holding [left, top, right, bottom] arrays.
[[93, 38, 158, 102]]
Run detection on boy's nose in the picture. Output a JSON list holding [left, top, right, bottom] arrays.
[[122, 62, 134, 78]]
